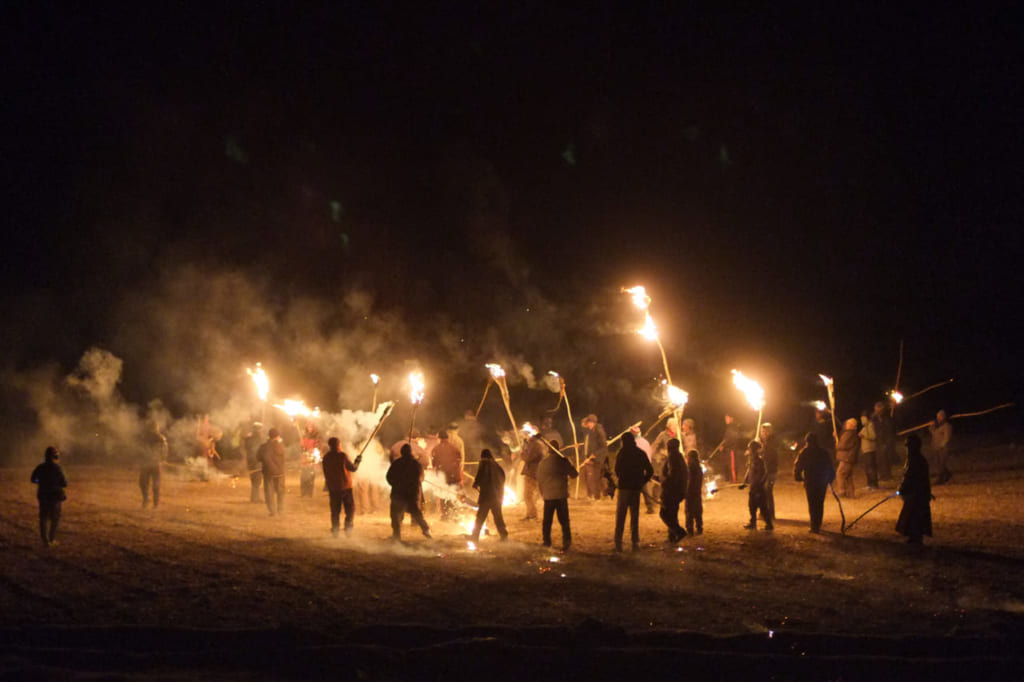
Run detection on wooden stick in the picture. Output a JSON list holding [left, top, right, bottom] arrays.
[[842, 493, 899, 534], [894, 339, 904, 390], [356, 402, 395, 458], [906, 378, 954, 400], [643, 410, 672, 439], [606, 421, 643, 446], [475, 379, 493, 418], [830, 482, 847, 532], [897, 403, 1015, 436]]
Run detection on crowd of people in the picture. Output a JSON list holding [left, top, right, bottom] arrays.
[[30, 396, 951, 549]]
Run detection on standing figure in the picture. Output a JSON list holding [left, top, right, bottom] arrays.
[[929, 410, 953, 485], [684, 450, 704, 536], [244, 422, 264, 503], [650, 417, 680, 501], [759, 423, 778, 522], [896, 434, 933, 544], [740, 441, 772, 530], [579, 414, 609, 500], [631, 425, 657, 514], [432, 430, 463, 520], [299, 421, 320, 497], [613, 432, 655, 551], [793, 432, 836, 533], [813, 409, 836, 459], [322, 437, 361, 536], [259, 428, 287, 516], [471, 449, 509, 542], [386, 444, 431, 541], [834, 418, 860, 498], [719, 414, 744, 482], [140, 421, 167, 508], [872, 400, 897, 480], [680, 418, 699, 455], [656, 438, 687, 544], [858, 411, 879, 490], [31, 447, 67, 547], [519, 429, 545, 521], [536, 440, 578, 551]]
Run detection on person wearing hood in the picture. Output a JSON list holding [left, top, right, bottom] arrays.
[[31, 446, 67, 547], [896, 434, 933, 544], [386, 444, 431, 541], [613, 431, 655, 551], [471, 449, 509, 543], [929, 410, 954, 485], [793, 432, 836, 533], [759, 422, 779, 522], [835, 418, 860, 498]]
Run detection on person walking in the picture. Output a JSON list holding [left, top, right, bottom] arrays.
[[656, 438, 687, 544], [139, 421, 167, 509], [386, 444, 431, 541], [244, 422, 264, 503], [740, 441, 772, 531], [613, 432, 655, 551], [321, 437, 361, 536], [793, 432, 835, 533], [536, 440, 578, 551], [31, 446, 67, 547], [471, 449, 509, 542]]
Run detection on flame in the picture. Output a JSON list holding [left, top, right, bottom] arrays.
[[731, 370, 765, 410], [521, 422, 538, 437], [622, 285, 651, 311], [639, 312, 659, 341], [408, 371, 425, 405], [467, 541, 477, 551], [274, 399, 311, 418], [309, 448, 322, 464], [503, 485, 519, 506], [666, 384, 689, 407], [312, 406, 320, 418], [548, 371, 560, 378], [246, 363, 269, 402], [705, 479, 718, 499], [486, 363, 506, 380], [819, 374, 834, 388], [370, 373, 380, 385], [889, 390, 904, 404], [812, 400, 827, 411], [463, 517, 483, 535]]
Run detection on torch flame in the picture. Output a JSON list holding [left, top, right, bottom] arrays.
[[622, 285, 651, 311], [521, 422, 538, 437], [548, 371, 560, 378], [889, 390, 904, 404], [731, 370, 765, 410], [486, 363, 506, 380], [408, 371, 425, 405], [503, 485, 519, 506], [246, 363, 269, 402], [274, 399, 312, 418], [812, 400, 827, 412], [819, 374, 834, 388], [370, 373, 379, 385], [666, 384, 689, 408], [639, 312, 659, 341], [310, 448, 322, 464]]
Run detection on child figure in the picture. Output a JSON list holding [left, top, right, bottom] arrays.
[[31, 446, 68, 547], [684, 450, 704, 536]]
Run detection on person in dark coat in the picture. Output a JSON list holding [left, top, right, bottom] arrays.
[[471, 449, 509, 542], [896, 434, 933, 544], [872, 400, 897, 481], [536, 440, 578, 550], [793, 432, 836, 533], [579, 414, 609, 500], [321, 437, 361, 536], [684, 450, 704, 535], [139, 421, 167, 509], [259, 428, 287, 516], [520, 431, 545, 521], [613, 432, 655, 551], [31, 446, 67, 547], [740, 441, 772, 530], [656, 438, 688, 543], [243, 422, 264, 503], [386, 444, 431, 540], [759, 423, 779, 522]]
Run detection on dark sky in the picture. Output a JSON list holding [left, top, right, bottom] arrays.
[[3, 3, 1022, 440]]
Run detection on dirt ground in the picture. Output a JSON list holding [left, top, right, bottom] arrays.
[[2, 446, 1024, 681]]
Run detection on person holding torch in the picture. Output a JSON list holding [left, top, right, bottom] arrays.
[[322, 437, 361, 537]]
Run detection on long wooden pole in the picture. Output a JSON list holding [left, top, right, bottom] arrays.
[[897, 403, 1014, 436]]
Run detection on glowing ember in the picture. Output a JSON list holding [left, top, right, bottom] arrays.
[[274, 399, 311, 418], [705, 478, 718, 499], [370, 373, 380, 385], [521, 422, 538, 437], [666, 384, 689, 408], [812, 400, 827, 411], [503, 485, 519, 506], [246, 363, 269, 402], [731, 370, 765, 410], [548, 556, 560, 563], [486, 363, 506, 380], [639, 312, 659, 341], [622, 285, 651, 311], [890, 390, 904, 404], [467, 541, 477, 551], [408, 371, 425, 405]]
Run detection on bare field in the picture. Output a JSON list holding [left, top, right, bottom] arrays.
[[2, 449, 1024, 680]]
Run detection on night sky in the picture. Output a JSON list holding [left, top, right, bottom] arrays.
[[3, 3, 1022, 450]]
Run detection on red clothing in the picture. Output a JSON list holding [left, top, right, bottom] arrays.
[[432, 440, 463, 485], [322, 448, 359, 492]]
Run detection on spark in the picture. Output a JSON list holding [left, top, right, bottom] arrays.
[[890, 390, 904, 404], [812, 400, 827, 412], [467, 541, 477, 552], [548, 556, 560, 563]]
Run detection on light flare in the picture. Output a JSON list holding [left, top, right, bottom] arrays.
[[639, 312, 659, 341], [274, 399, 312, 418], [665, 383, 689, 408], [521, 422, 538, 437], [889, 390, 904, 404], [309, 448, 322, 464], [812, 400, 827, 412], [819, 374, 834, 388], [408, 372, 425, 405], [370, 373, 380, 385], [622, 285, 651, 311], [731, 370, 765, 410], [503, 485, 519, 506], [246, 363, 269, 401]]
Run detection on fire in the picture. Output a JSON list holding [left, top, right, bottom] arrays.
[[889, 390, 904, 404], [467, 541, 477, 551], [665, 383, 689, 408], [503, 485, 519, 505], [639, 312, 659, 341], [309, 448, 322, 464], [408, 371, 425, 405], [819, 373, 834, 388], [274, 399, 311, 418], [521, 422, 538, 437], [246, 363, 269, 402], [705, 479, 718, 499], [812, 400, 827, 412], [486, 363, 506, 380], [370, 373, 380, 386], [622, 285, 651, 311], [731, 370, 765, 410]]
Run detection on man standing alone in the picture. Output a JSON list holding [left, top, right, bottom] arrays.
[[31, 446, 67, 547]]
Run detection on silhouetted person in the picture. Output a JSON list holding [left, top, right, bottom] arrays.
[[793, 432, 835, 533], [858, 412, 879, 490], [244, 422, 264, 503], [740, 440, 772, 530], [140, 421, 167, 508], [537, 440, 578, 550], [322, 437, 361, 536], [432, 430, 463, 521], [684, 450, 704, 535], [519, 430, 544, 521], [259, 428, 287, 516], [31, 446, 67, 547], [471, 449, 508, 542], [872, 400, 897, 480], [759, 422, 778, 522], [656, 438, 687, 544], [386, 444, 431, 541], [614, 431, 655, 551], [896, 434, 933, 544]]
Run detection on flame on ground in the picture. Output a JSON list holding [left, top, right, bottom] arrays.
[[503, 485, 519, 505]]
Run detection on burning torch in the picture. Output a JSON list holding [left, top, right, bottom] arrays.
[[407, 371, 424, 441], [485, 363, 522, 452], [819, 374, 838, 442], [732, 370, 765, 438], [370, 373, 380, 412], [247, 363, 270, 422], [547, 371, 582, 496]]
